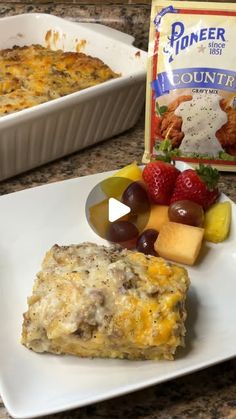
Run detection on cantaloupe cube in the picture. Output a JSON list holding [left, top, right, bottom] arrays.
[[89, 199, 110, 237], [136, 205, 169, 233], [204, 201, 231, 243], [154, 221, 204, 266]]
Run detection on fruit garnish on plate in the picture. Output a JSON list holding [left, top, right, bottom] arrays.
[[204, 201, 231, 243], [136, 229, 158, 256], [101, 161, 142, 198], [106, 220, 139, 250], [121, 181, 149, 213], [170, 164, 220, 210], [140, 204, 169, 232], [89, 199, 110, 238], [142, 161, 180, 205], [154, 221, 204, 266], [114, 161, 143, 182], [88, 161, 232, 265], [168, 200, 204, 227]]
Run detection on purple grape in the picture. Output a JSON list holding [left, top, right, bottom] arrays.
[[168, 200, 204, 227], [136, 229, 158, 256], [122, 182, 149, 214], [106, 221, 139, 249]]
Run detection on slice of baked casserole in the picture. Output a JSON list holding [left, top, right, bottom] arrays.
[[21, 243, 190, 360], [0, 45, 119, 115]]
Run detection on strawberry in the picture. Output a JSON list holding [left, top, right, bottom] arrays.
[[170, 164, 219, 210], [142, 161, 180, 205]]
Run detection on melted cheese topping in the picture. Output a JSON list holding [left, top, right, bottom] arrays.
[[22, 243, 190, 360], [0, 45, 119, 116], [175, 93, 227, 156]]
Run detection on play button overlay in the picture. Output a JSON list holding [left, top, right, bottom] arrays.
[[108, 198, 130, 222], [85, 176, 151, 243]]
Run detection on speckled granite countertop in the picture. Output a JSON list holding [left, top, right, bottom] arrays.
[[0, 3, 236, 419], [0, 2, 150, 50], [0, 112, 236, 419]]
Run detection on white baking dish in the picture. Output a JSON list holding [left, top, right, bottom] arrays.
[[0, 13, 147, 181]]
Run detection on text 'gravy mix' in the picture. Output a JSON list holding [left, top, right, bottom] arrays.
[[144, 1, 236, 170]]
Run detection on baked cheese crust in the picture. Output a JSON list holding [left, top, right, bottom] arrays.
[[21, 243, 190, 360], [0, 45, 119, 116]]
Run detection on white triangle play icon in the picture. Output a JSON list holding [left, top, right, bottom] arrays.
[[108, 197, 131, 222]]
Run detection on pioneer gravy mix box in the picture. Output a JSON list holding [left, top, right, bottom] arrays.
[[143, 1, 236, 171]]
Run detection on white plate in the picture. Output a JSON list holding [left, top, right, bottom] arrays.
[[0, 162, 236, 419]]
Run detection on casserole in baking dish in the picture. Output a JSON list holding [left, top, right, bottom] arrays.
[[0, 13, 147, 181], [0, 44, 119, 115]]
